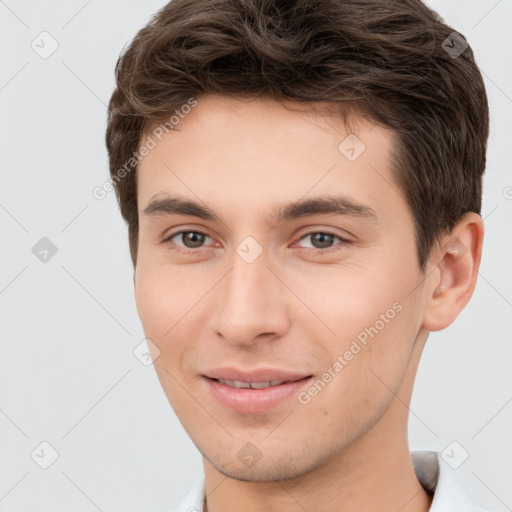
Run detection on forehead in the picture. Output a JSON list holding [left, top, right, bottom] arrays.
[[136, 94, 403, 221]]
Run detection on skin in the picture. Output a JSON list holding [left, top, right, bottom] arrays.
[[134, 94, 484, 512]]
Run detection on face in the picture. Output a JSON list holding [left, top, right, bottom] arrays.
[[134, 94, 430, 482]]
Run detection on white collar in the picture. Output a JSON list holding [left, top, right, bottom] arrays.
[[171, 450, 490, 512], [411, 450, 489, 511]]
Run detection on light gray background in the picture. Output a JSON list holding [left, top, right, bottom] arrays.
[[1, 1, 511, 511]]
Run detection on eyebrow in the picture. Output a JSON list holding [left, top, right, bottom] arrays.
[[142, 195, 379, 224]]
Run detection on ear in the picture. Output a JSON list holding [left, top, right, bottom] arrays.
[[422, 212, 484, 332]]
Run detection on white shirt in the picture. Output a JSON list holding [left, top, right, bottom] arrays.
[[170, 451, 493, 512]]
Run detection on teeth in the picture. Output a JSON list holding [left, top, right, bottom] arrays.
[[217, 378, 286, 389]]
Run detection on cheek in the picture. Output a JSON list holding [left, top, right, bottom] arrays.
[[287, 262, 403, 342], [135, 256, 198, 326], [134, 262, 189, 357], [304, 303, 417, 438], [336, 288, 422, 414], [293, 257, 421, 394], [135, 273, 170, 334], [134, 266, 197, 408], [134, 261, 214, 372]]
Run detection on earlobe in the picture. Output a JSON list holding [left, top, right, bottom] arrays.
[[422, 212, 484, 332]]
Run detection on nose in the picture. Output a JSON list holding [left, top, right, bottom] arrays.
[[209, 248, 291, 347]]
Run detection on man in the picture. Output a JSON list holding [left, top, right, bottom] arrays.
[[105, 0, 492, 510]]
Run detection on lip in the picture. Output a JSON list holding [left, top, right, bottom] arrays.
[[202, 373, 313, 414], [202, 367, 312, 383]]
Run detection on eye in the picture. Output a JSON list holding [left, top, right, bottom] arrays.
[[162, 229, 351, 255], [164, 230, 214, 250], [295, 231, 351, 251]]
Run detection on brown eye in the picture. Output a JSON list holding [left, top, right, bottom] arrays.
[[309, 233, 336, 249], [165, 230, 212, 249], [181, 231, 205, 248]]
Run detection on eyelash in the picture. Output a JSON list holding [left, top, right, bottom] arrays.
[[162, 229, 352, 255]]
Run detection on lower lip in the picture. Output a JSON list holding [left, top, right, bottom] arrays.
[[203, 376, 313, 414]]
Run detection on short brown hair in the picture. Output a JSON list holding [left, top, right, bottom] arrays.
[[105, 0, 489, 270]]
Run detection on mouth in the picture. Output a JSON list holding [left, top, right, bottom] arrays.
[[210, 377, 311, 389], [202, 375, 314, 414]]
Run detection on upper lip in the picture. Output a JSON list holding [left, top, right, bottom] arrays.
[[203, 368, 313, 383]]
